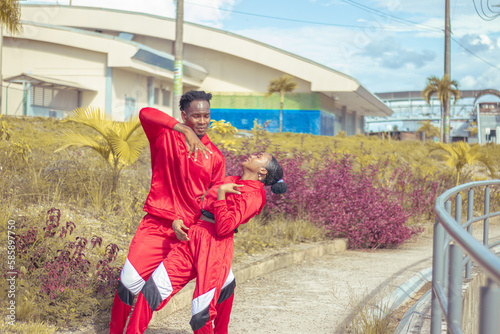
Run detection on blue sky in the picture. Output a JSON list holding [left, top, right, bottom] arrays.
[[26, 0, 500, 94]]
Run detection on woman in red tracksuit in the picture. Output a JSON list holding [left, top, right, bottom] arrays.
[[125, 152, 287, 334]]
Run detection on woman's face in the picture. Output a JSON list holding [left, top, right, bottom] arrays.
[[241, 152, 272, 174]]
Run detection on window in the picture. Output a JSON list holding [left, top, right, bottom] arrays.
[[31, 86, 78, 111], [154, 88, 160, 105], [125, 96, 136, 120], [162, 89, 171, 107]]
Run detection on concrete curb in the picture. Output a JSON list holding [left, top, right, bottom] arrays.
[[392, 267, 432, 333], [150, 239, 347, 325]]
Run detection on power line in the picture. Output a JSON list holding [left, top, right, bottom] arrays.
[[340, 0, 442, 32], [184, 1, 436, 31], [185, 1, 499, 72], [451, 37, 500, 70], [472, 0, 500, 20]]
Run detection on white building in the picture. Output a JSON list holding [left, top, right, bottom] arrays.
[[3, 4, 392, 135]]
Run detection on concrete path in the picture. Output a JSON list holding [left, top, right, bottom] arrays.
[[145, 235, 434, 334]]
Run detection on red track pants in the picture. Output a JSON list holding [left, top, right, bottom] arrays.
[[109, 216, 234, 334], [124, 221, 236, 334]]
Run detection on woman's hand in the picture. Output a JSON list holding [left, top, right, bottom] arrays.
[[217, 183, 243, 200], [173, 123, 212, 161], [172, 219, 189, 241]]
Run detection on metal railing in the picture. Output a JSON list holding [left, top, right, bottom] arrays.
[[433, 180, 500, 334]]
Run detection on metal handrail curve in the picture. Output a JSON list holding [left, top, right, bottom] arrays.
[[434, 180, 500, 284], [432, 180, 500, 334]]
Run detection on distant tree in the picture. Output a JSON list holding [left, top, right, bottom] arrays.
[[55, 107, 148, 193], [266, 74, 297, 133], [1, 0, 22, 34], [428, 141, 495, 185], [416, 120, 440, 141], [421, 74, 461, 143]]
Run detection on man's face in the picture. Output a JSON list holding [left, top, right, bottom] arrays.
[[181, 100, 211, 138]]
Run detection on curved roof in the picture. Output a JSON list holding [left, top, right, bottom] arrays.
[[19, 4, 392, 116]]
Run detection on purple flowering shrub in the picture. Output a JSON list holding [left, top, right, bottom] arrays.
[[12, 208, 121, 325], [222, 140, 436, 249]]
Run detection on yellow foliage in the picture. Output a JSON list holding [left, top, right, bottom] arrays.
[[220, 139, 237, 152], [209, 119, 237, 135]]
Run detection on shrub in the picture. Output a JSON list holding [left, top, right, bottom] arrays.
[[1, 208, 121, 327], [221, 140, 426, 249]]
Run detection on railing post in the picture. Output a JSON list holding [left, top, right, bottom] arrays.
[[455, 192, 462, 225], [431, 218, 445, 334], [466, 189, 473, 279], [448, 244, 463, 333], [444, 200, 452, 291], [483, 186, 490, 246], [479, 279, 500, 334]]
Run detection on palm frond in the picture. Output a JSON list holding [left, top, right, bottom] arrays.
[[267, 75, 297, 95], [65, 107, 114, 137], [106, 130, 147, 166], [429, 141, 496, 183], [416, 120, 440, 137], [421, 74, 461, 106], [0, 0, 22, 35], [54, 130, 111, 162], [118, 115, 144, 141]]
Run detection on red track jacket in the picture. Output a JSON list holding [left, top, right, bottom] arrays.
[[139, 107, 226, 226]]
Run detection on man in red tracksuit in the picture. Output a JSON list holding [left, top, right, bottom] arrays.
[[109, 91, 233, 334]]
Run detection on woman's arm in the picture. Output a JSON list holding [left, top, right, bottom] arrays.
[[212, 184, 261, 236]]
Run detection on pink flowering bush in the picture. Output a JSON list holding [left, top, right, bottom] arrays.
[[222, 141, 435, 249], [12, 208, 121, 325]]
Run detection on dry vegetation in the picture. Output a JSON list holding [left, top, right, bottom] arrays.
[[1, 115, 500, 332]]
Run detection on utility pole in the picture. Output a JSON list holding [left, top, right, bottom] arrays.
[[444, 0, 451, 143], [172, 0, 184, 120]]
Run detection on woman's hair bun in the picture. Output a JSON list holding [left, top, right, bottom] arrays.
[[271, 181, 287, 195]]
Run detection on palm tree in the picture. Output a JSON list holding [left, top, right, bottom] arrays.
[[266, 75, 297, 133], [421, 74, 461, 143], [1, 0, 22, 34], [416, 120, 440, 141], [55, 107, 148, 192], [428, 141, 495, 185]]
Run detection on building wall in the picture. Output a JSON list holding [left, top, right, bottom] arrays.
[[2, 37, 106, 115], [185, 44, 312, 93]]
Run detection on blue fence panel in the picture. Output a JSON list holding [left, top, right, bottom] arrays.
[[211, 108, 321, 135]]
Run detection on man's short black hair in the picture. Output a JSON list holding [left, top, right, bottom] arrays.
[[179, 90, 213, 112]]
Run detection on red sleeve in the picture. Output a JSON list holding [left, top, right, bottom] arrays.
[[210, 151, 226, 189], [212, 191, 263, 237], [139, 107, 179, 139]]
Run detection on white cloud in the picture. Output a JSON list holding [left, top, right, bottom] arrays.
[[183, 0, 238, 28], [359, 37, 436, 69], [460, 69, 500, 90], [232, 25, 438, 92], [460, 75, 478, 89]]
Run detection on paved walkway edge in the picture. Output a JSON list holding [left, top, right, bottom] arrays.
[[391, 268, 432, 333], [150, 239, 347, 325]]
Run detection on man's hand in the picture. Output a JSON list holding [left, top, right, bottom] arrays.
[[172, 219, 189, 241], [184, 129, 212, 161], [173, 123, 212, 161]]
